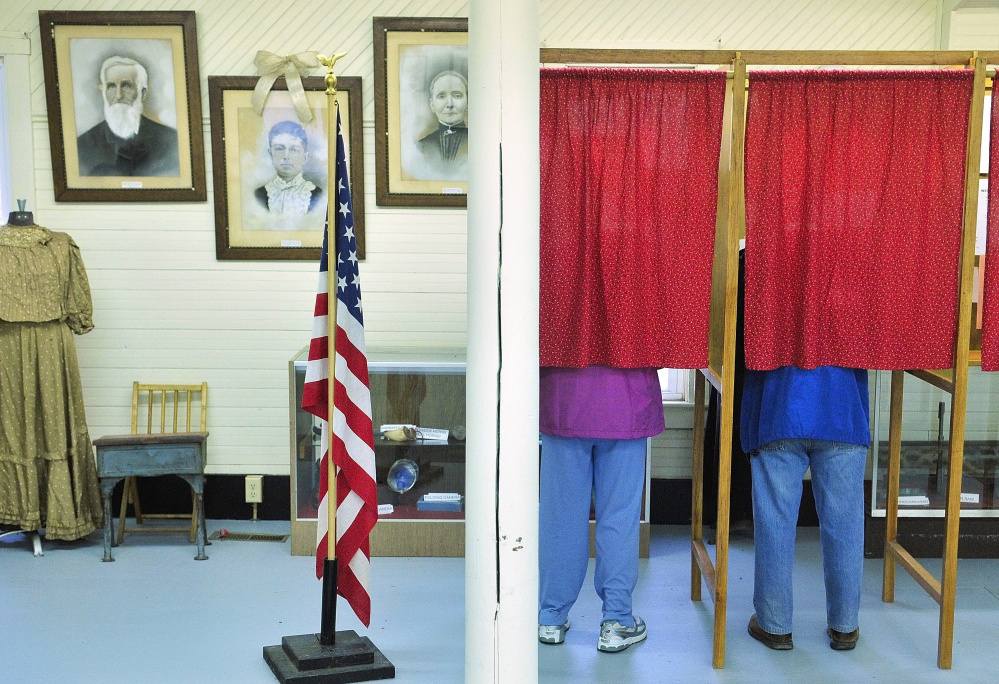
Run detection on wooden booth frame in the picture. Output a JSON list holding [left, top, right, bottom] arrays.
[[38, 10, 206, 202], [373, 16, 469, 208], [540, 47, 999, 671], [207, 76, 365, 261]]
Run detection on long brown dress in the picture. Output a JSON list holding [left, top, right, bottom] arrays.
[[0, 224, 103, 540]]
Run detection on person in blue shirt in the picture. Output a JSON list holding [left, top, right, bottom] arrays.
[[740, 366, 870, 652]]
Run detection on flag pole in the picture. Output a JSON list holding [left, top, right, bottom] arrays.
[[264, 50, 394, 683], [319, 51, 344, 648]]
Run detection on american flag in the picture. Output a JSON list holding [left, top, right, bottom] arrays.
[[301, 106, 376, 627]]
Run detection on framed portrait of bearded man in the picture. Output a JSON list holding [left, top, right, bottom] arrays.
[[38, 10, 206, 202], [373, 16, 468, 207]]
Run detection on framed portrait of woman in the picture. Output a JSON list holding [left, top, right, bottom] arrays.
[[208, 76, 364, 260], [373, 16, 468, 207]]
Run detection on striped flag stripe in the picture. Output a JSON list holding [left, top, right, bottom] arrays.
[[332, 405, 376, 481], [335, 490, 365, 543], [334, 341, 373, 417]]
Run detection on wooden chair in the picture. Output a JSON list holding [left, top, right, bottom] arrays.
[[116, 382, 208, 545]]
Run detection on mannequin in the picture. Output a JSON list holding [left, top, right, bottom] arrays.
[[0, 206, 103, 540], [6, 198, 34, 226], [0, 201, 44, 553]]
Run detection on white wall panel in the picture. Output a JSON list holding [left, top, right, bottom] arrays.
[[2, 1, 944, 475], [540, 0, 937, 49], [948, 7, 999, 49]]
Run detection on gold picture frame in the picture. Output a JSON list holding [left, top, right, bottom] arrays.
[[208, 76, 364, 261], [38, 10, 206, 202], [373, 16, 468, 207]]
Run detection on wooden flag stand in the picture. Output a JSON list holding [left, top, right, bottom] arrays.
[[263, 53, 394, 684]]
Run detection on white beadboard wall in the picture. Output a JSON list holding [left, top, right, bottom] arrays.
[[945, 4, 999, 49], [4, 0, 987, 478]]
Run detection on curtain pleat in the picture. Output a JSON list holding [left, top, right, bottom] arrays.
[[744, 70, 973, 371], [980, 93, 999, 370], [540, 68, 726, 368]]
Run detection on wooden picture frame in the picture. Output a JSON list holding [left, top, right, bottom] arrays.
[[38, 10, 206, 202], [208, 76, 364, 261], [373, 16, 468, 207]]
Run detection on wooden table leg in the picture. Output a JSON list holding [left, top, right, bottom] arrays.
[[101, 478, 120, 562], [194, 475, 207, 561]]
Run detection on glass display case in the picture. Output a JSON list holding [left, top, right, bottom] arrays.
[[870, 366, 999, 518], [289, 348, 467, 556]]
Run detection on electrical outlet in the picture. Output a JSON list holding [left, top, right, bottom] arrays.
[[245, 475, 263, 503]]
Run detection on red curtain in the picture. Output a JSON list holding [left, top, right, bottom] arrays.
[[540, 68, 726, 369], [980, 93, 999, 370], [744, 70, 974, 371]]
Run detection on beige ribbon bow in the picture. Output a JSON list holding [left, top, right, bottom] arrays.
[[251, 50, 320, 123]]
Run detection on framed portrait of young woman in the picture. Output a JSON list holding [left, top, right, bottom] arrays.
[[208, 76, 364, 261]]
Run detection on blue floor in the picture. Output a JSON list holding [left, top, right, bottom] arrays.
[[1, 523, 996, 683]]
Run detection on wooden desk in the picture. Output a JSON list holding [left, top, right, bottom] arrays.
[[94, 432, 208, 562]]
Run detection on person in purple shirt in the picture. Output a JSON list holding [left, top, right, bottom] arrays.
[[741, 366, 870, 652], [537, 365, 664, 653]]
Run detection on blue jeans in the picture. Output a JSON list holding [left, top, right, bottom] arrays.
[[750, 438, 867, 635], [538, 434, 646, 627]]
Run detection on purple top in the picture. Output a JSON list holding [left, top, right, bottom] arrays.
[[539, 366, 665, 440]]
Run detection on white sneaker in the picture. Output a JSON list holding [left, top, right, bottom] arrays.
[[598, 617, 647, 652], [538, 620, 569, 644]]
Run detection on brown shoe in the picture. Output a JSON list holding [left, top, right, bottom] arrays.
[[828, 627, 860, 651], [748, 615, 793, 650]]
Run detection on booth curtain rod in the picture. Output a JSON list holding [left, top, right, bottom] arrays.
[[539, 48, 999, 66], [542, 66, 996, 80]]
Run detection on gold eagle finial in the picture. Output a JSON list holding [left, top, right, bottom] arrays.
[[317, 53, 347, 95]]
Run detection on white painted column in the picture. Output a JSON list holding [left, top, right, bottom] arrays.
[[0, 34, 35, 217], [465, 0, 539, 682]]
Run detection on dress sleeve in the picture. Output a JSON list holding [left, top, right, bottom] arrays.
[[63, 236, 94, 335]]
